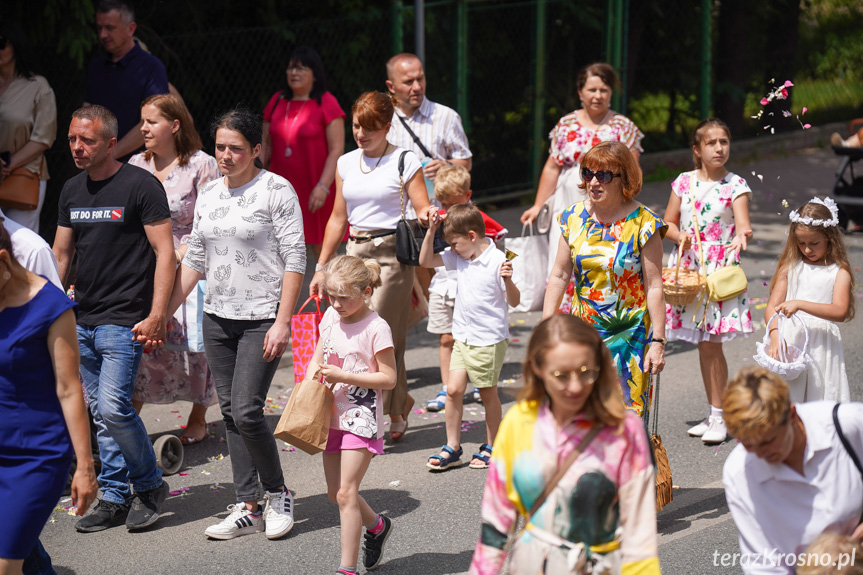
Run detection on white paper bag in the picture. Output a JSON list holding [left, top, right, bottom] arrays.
[[165, 280, 206, 353], [508, 224, 548, 312]]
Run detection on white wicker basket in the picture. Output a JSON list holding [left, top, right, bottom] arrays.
[[753, 313, 812, 380]]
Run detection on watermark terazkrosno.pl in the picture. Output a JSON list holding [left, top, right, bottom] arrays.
[[713, 548, 857, 570]]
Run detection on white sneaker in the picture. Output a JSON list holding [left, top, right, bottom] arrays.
[[701, 416, 728, 444], [687, 418, 710, 437], [263, 489, 294, 539], [204, 504, 264, 540]]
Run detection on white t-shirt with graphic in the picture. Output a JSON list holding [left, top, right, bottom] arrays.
[[319, 307, 394, 440]]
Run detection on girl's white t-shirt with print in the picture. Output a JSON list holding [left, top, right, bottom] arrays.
[[319, 307, 394, 440]]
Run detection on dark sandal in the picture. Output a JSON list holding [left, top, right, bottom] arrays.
[[469, 443, 493, 469], [426, 445, 463, 471]]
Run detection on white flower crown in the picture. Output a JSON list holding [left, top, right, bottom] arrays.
[[788, 196, 839, 228]]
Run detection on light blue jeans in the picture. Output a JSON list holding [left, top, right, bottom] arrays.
[[77, 324, 162, 504]]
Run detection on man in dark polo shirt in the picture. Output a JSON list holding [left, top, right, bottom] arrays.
[[83, 0, 169, 161], [53, 105, 174, 533]]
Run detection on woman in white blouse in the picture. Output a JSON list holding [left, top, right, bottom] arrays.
[[310, 91, 433, 443], [155, 108, 305, 541]]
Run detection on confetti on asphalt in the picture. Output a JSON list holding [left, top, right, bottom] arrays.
[[389, 480, 402, 488], [782, 199, 789, 208]]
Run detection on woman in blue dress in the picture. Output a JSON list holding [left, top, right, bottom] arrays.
[[0, 220, 97, 572]]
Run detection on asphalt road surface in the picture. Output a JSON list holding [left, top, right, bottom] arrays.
[[39, 146, 863, 574]]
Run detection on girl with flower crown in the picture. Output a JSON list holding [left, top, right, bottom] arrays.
[[765, 196, 855, 403]]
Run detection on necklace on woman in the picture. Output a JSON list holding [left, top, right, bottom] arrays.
[[283, 99, 310, 157], [359, 143, 389, 174]]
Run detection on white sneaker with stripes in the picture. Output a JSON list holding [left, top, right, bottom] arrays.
[[263, 489, 294, 539], [204, 504, 264, 540]]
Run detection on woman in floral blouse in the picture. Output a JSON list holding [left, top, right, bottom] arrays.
[[129, 94, 220, 445], [469, 314, 660, 575], [521, 62, 643, 307]]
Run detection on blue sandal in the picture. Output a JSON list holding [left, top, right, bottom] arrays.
[[469, 444, 493, 469], [426, 445, 463, 471]]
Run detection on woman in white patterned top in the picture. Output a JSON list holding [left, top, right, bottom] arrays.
[[160, 108, 305, 541]]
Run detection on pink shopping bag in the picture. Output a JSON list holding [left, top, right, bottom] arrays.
[[291, 295, 324, 383]]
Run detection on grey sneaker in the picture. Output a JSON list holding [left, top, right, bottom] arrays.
[[362, 515, 392, 570], [126, 480, 169, 531], [75, 499, 130, 533]]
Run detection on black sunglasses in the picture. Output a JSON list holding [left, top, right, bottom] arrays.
[[0, 37, 6, 50], [581, 168, 621, 185]]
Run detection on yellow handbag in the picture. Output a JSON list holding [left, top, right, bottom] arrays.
[[706, 264, 748, 302]]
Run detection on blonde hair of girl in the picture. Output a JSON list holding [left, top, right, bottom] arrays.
[[769, 199, 855, 320], [323, 255, 382, 299]]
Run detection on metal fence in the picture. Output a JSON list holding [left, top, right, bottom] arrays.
[[30, 0, 863, 240]]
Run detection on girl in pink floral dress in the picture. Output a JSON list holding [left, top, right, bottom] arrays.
[[663, 119, 753, 444]]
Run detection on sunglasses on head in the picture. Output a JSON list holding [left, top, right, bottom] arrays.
[[581, 168, 621, 185]]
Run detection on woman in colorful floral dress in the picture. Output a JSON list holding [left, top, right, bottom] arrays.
[[130, 94, 221, 445], [469, 314, 660, 575], [521, 63, 643, 309], [543, 142, 667, 421], [663, 119, 753, 444]]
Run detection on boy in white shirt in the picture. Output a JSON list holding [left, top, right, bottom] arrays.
[[419, 204, 519, 471]]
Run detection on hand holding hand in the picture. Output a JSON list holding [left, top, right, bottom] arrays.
[[428, 209, 443, 230], [131, 316, 166, 349]]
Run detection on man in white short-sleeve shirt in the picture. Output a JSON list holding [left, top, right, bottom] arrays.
[[385, 53, 472, 185], [0, 207, 61, 288], [723, 399, 863, 574]]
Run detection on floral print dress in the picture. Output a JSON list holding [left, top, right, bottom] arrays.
[[469, 402, 660, 575], [560, 202, 667, 420], [131, 150, 221, 407], [547, 112, 644, 306], [665, 171, 753, 343]]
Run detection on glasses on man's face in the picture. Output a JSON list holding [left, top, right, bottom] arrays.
[[546, 366, 600, 389], [0, 37, 7, 51], [287, 65, 311, 73], [581, 168, 621, 185]]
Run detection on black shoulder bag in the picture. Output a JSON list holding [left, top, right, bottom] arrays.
[[833, 403, 863, 522], [394, 151, 448, 266]]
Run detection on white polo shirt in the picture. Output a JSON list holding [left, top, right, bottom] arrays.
[[441, 238, 508, 346], [723, 401, 863, 574]]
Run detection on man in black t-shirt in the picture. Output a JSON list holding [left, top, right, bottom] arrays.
[[53, 105, 175, 533]]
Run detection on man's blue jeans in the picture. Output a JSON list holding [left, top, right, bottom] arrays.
[[77, 324, 162, 504]]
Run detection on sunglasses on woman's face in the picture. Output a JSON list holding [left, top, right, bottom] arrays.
[[581, 168, 621, 185]]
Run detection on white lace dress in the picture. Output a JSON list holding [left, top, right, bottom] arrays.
[[782, 260, 849, 403]]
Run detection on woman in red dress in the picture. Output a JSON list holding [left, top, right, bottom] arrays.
[[263, 46, 346, 260]]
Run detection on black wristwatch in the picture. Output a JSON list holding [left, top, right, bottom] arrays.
[[651, 337, 667, 345]]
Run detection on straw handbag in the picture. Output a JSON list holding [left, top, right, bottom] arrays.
[[650, 373, 673, 512]]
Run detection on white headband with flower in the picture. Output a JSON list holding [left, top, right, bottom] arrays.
[[788, 196, 839, 228]]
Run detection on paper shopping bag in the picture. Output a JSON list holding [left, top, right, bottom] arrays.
[[291, 295, 324, 383], [508, 224, 549, 312], [274, 369, 335, 455]]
